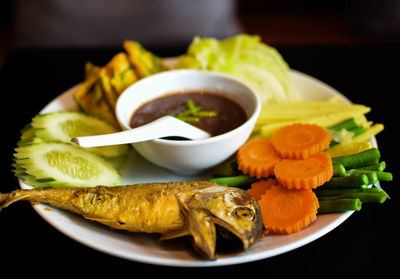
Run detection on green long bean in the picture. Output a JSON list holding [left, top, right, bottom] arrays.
[[317, 192, 387, 203], [314, 187, 382, 196], [209, 175, 257, 187], [318, 199, 362, 214], [332, 148, 380, 169], [333, 164, 346, 177], [329, 118, 358, 131], [324, 174, 369, 188], [347, 169, 393, 182], [357, 161, 386, 171]]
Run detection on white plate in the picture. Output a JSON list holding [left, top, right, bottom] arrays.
[[20, 70, 358, 267]]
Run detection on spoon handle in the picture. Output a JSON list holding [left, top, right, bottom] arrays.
[[72, 116, 209, 148]]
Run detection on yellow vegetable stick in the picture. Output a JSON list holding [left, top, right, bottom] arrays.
[[259, 107, 371, 138], [327, 124, 383, 157], [328, 141, 372, 157], [351, 124, 384, 143], [257, 102, 370, 124]]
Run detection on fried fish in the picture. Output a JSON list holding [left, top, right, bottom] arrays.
[[0, 181, 263, 260]]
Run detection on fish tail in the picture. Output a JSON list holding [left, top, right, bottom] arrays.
[[0, 187, 81, 212], [0, 190, 31, 211], [0, 193, 9, 210]]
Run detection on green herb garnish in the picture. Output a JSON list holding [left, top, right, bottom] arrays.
[[172, 99, 217, 123]]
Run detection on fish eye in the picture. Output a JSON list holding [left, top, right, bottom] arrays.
[[234, 207, 255, 221]]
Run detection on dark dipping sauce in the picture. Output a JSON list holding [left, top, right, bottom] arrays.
[[130, 91, 248, 138]]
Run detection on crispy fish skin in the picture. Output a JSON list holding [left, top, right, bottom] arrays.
[[0, 181, 263, 260], [0, 181, 210, 234]]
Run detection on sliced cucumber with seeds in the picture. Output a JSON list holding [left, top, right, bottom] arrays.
[[31, 111, 129, 158], [14, 143, 121, 187]]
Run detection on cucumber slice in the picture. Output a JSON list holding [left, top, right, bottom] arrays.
[[14, 143, 121, 187], [31, 111, 129, 158]]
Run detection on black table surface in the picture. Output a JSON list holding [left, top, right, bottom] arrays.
[[0, 45, 398, 276]]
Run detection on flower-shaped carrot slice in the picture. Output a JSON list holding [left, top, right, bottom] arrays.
[[274, 152, 333, 189], [259, 185, 319, 234], [247, 178, 279, 200], [271, 123, 331, 159], [237, 139, 282, 179]]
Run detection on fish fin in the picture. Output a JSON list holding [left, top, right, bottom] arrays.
[[187, 210, 217, 260], [176, 192, 218, 260], [175, 192, 192, 215], [84, 216, 116, 224], [159, 227, 190, 241]]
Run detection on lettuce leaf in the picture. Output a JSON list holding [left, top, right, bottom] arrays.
[[175, 34, 300, 105]]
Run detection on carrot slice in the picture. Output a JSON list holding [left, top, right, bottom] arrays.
[[274, 152, 333, 189], [247, 178, 279, 200], [237, 139, 282, 178], [271, 123, 331, 159], [259, 185, 319, 234]]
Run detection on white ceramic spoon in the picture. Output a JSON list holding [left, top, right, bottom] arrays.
[[71, 116, 210, 148]]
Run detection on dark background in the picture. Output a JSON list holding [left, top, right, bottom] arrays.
[[1, 0, 399, 277]]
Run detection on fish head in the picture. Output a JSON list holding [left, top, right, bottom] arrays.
[[176, 185, 263, 260]]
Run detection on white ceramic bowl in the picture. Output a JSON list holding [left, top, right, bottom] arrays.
[[116, 69, 261, 175]]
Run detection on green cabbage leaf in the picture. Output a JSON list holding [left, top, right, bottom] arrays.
[[175, 34, 300, 105]]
